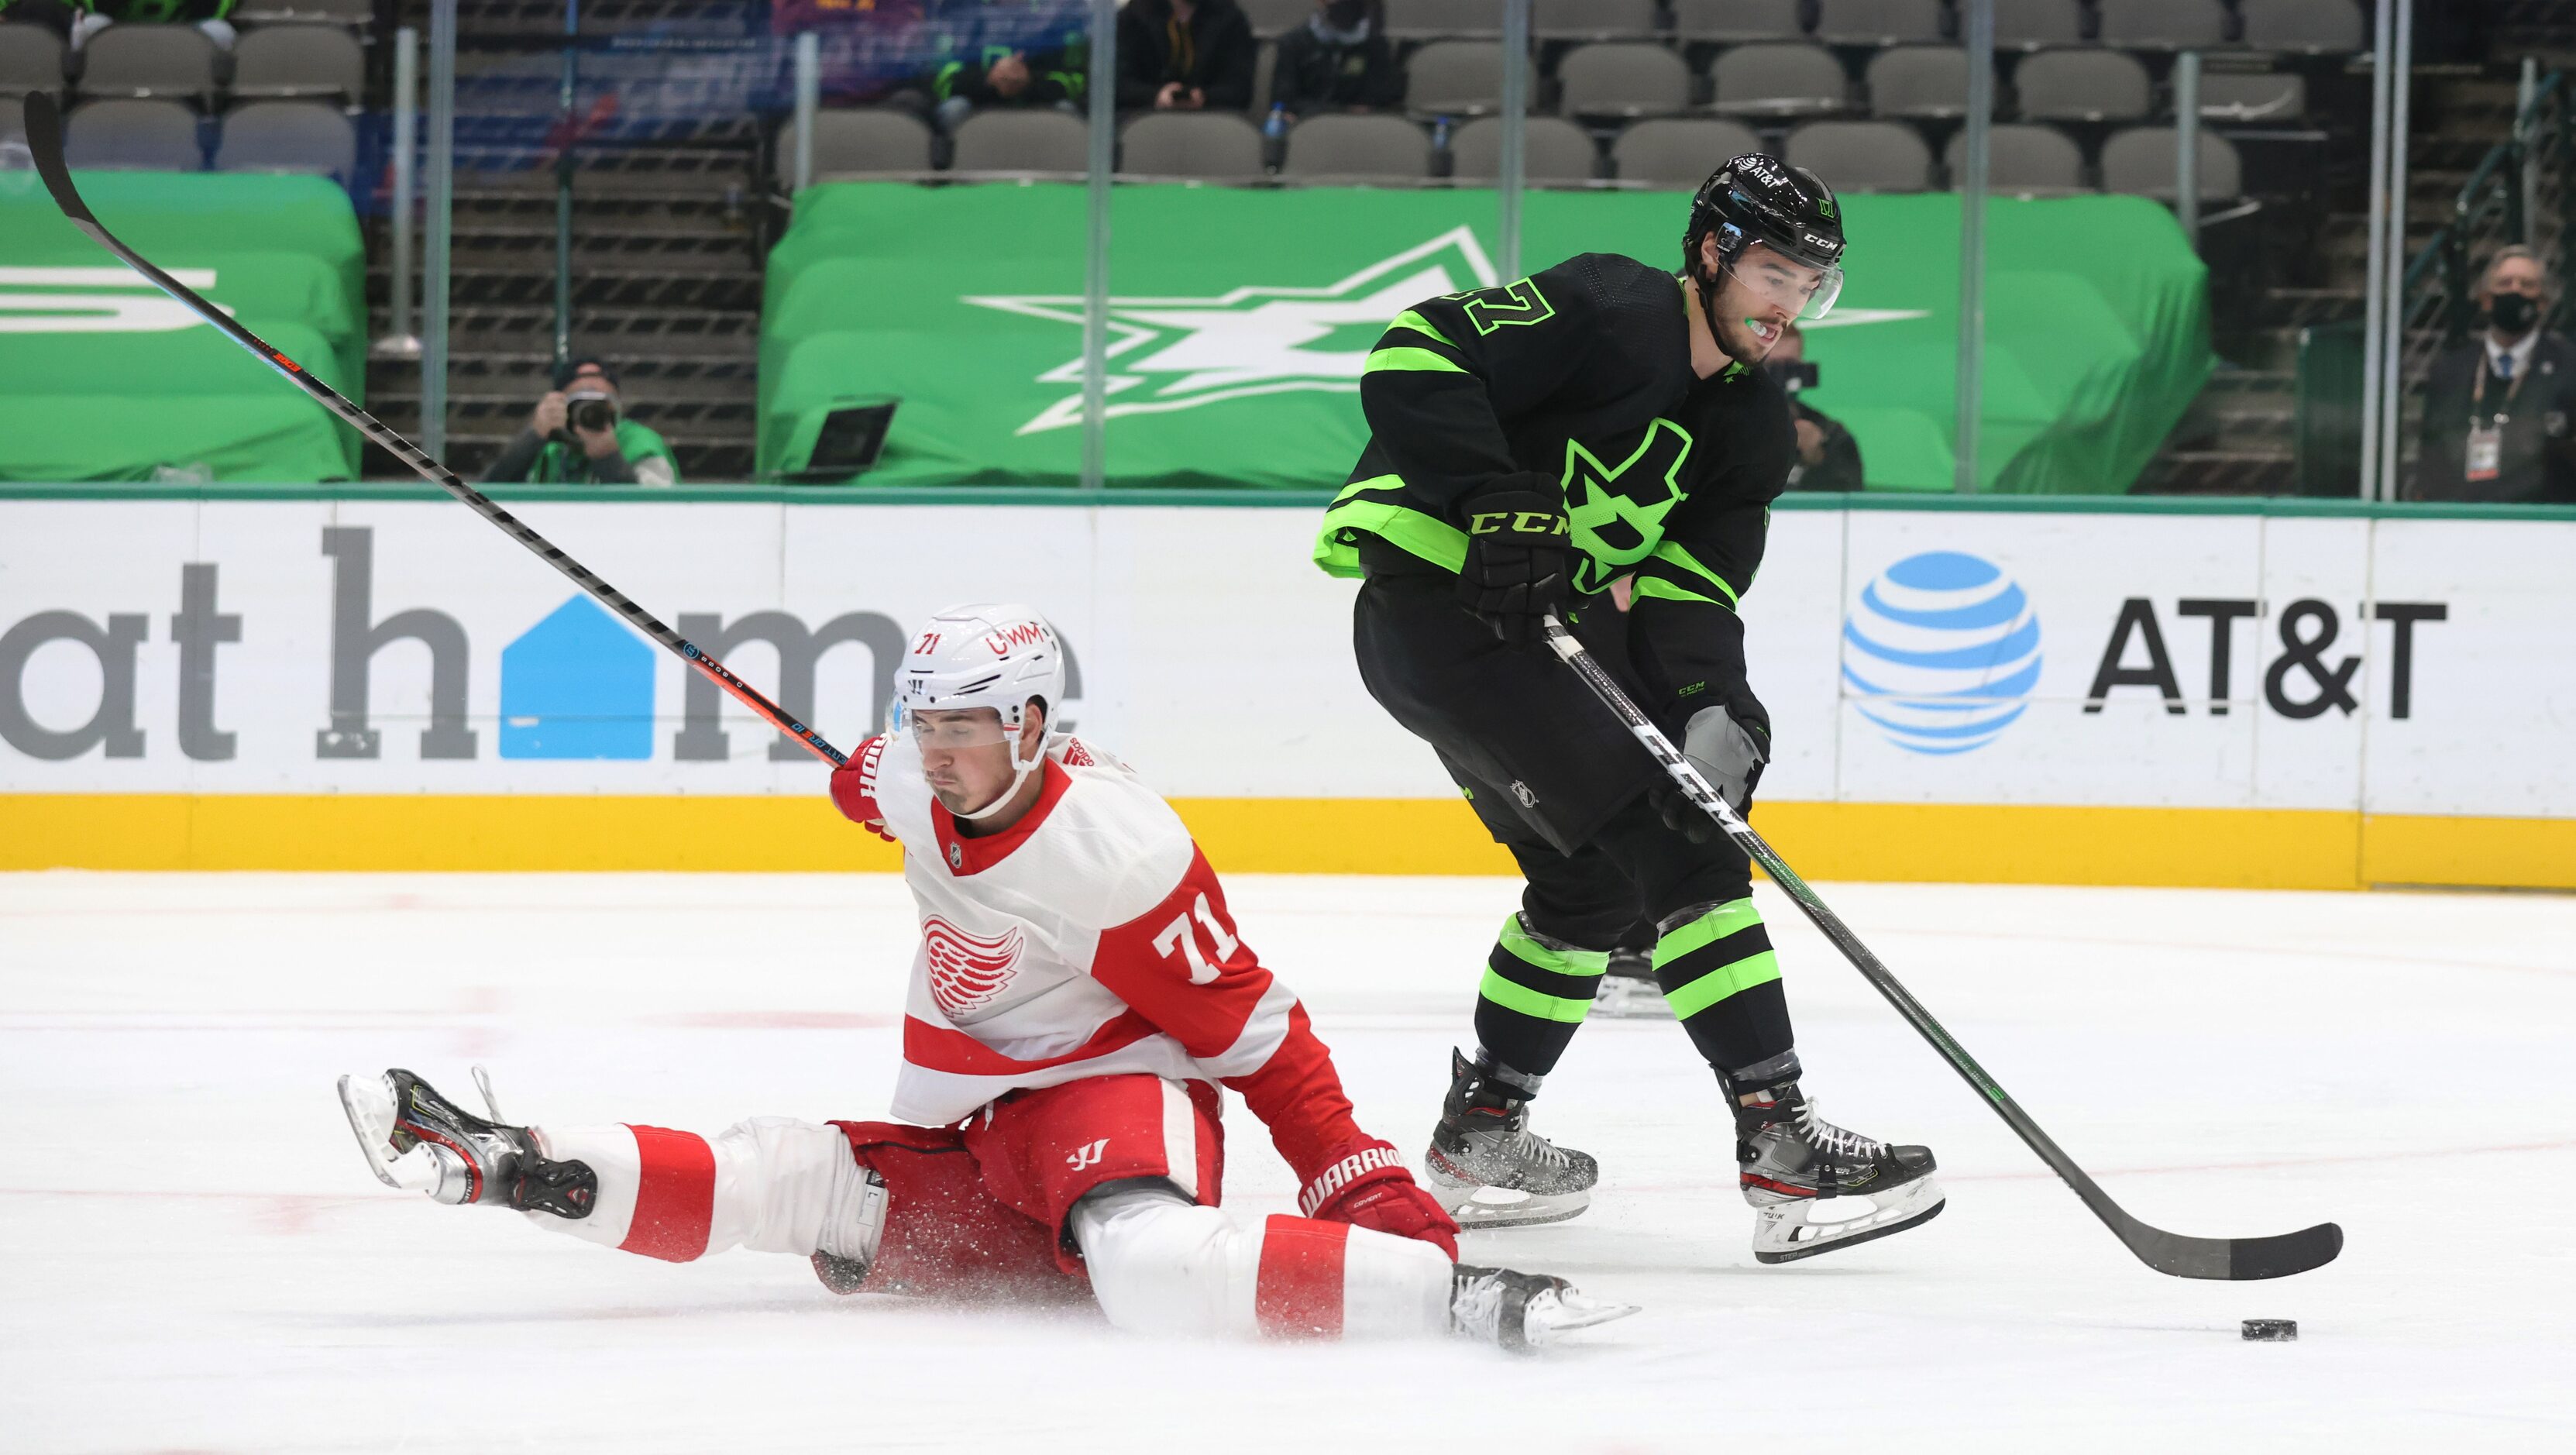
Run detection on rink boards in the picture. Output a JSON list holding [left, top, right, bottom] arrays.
[[2, 488, 2571, 889]]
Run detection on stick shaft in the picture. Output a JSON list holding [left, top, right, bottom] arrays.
[[1539, 614, 2148, 1243], [21, 93, 844, 768]]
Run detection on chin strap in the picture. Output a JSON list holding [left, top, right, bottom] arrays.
[[954, 711, 1053, 822]]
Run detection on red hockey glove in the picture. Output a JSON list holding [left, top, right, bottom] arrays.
[[1298, 1138, 1459, 1260]]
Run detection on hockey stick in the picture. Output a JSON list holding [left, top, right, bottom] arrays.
[[1539, 611, 2342, 1281], [20, 94, 844, 769]]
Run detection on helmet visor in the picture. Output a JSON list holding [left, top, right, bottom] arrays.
[[904, 707, 1016, 752], [1726, 246, 1844, 323]]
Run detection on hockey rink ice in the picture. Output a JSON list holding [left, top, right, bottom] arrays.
[[4, 871, 2570, 1453]]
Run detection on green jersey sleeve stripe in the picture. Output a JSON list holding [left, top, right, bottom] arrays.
[[1364, 346, 1468, 376], [1630, 576, 1728, 610], [1646, 540, 1742, 607], [1312, 483, 1470, 579], [1385, 308, 1454, 348]]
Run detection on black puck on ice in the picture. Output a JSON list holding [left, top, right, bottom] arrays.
[[2241, 1319, 2298, 1342]]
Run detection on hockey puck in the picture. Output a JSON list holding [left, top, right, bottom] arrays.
[[2241, 1319, 2298, 1342]]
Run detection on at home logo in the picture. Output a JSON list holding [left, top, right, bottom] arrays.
[[0, 526, 1079, 764]]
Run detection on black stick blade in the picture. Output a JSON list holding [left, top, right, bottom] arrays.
[[2228, 1221, 2343, 1281], [2126, 1219, 2343, 1281], [21, 92, 94, 225]]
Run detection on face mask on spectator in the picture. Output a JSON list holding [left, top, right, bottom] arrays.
[[2490, 291, 2540, 338], [1316, 1, 1369, 41]]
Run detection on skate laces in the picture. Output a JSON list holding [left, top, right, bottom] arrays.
[[1794, 1099, 1886, 1161]]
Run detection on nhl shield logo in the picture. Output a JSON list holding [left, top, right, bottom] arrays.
[[923, 916, 1024, 1020]]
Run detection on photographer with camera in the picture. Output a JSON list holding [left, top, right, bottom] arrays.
[[480, 358, 679, 487], [1767, 324, 1862, 493]]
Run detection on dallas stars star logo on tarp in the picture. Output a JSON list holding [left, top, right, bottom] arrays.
[[964, 227, 1504, 436], [964, 229, 1930, 436]]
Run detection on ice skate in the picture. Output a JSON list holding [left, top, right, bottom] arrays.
[[1589, 945, 1673, 1020], [1450, 1264, 1638, 1351], [1424, 1049, 1598, 1229], [337, 1067, 597, 1219], [1735, 1077, 1941, 1264]]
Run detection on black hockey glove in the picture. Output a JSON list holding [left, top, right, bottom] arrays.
[[1456, 481, 1572, 649], [1652, 707, 1768, 844]]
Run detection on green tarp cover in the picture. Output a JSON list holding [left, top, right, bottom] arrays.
[[762, 184, 2211, 494], [0, 170, 365, 483]]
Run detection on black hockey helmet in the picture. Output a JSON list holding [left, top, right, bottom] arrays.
[[1685, 153, 1846, 320]]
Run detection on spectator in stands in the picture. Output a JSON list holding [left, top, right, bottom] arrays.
[[921, 44, 1088, 132], [1116, 0, 1256, 113], [2417, 246, 2576, 504], [70, 0, 239, 53], [1769, 325, 1865, 492], [480, 358, 679, 487], [1270, 0, 1400, 121]]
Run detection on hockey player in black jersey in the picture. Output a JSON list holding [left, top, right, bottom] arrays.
[[1312, 155, 1941, 1263]]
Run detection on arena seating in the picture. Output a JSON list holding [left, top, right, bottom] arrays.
[[1, 15, 373, 179]]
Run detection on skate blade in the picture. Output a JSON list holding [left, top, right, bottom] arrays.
[[1439, 1183, 1591, 1230], [1752, 1182, 1945, 1265], [336, 1073, 407, 1189], [1588, 982, 1673, 1020], [1523, 1291, 1642, 1347]]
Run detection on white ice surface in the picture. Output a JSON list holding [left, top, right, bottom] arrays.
[[2, 872, 2571, 1453]]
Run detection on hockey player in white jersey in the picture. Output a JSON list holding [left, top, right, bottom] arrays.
[[340, 604, 1632, 1350]]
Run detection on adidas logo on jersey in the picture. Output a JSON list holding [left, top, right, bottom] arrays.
[[922, 917, 1024, 1020]]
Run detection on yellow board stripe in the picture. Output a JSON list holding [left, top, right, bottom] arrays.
[[0, 795, 2569, 889]]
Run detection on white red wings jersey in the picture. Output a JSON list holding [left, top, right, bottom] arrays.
[[829, 732, 1365, 1183]]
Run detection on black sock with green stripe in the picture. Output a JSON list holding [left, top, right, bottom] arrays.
[[1653, 897, 1796, 1073], [1471, 912, 1608, 1081]]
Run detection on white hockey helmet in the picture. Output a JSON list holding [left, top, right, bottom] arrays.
[[895, 603, 1067, 817]]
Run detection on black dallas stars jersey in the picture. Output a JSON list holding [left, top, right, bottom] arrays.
[[1312, 250, 1795, 733]]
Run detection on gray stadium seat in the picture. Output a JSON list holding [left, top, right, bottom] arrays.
[[2100, 126, 2242, 201], [1282, 112, 1432, 180], [229, 0, 374, 25], [1, 22, 67, 99], [1384, 0, 1501, 41], [1403, 39, 1504, 115], [1451, 114, 1598, 182], [1121, 110, 1265, 179], [779, 108, 933, 186], [1708, 43, 1849, 117], [2238, 0, 2364, 55], [1943, 122, 2086, 194], [950, 108, 1090, 176], [2014, 48, 2151, 122], [1866, 46, 1973, 119], [1991, 0, 2084, 50], [1, 94, 24, 144], [74, 24, 218, 102], [1555, 43, 1691, 119], [2094, 0, 2230, 49], [63, 98, 202, 170], [1534, 0, 1659, 41], [215, 99, 355, 177], [1612, 115, 1764, 187], [2194, 71, 2306, 124], [229, 24, 365, 102], [1239, 0, 1313, 41], [1671, 0, 1806, 45], [1811, 0, 1945, 46], [1785, 119, 1932, 191]]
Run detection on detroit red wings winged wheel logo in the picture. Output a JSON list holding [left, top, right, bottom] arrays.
[[922, 917, 1025, 1020]]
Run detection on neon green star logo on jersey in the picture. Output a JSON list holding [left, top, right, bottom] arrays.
[[1562, 420, 1694, 594]]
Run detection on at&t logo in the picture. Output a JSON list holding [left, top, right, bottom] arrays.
[[1842, 551, 2043, 755]]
